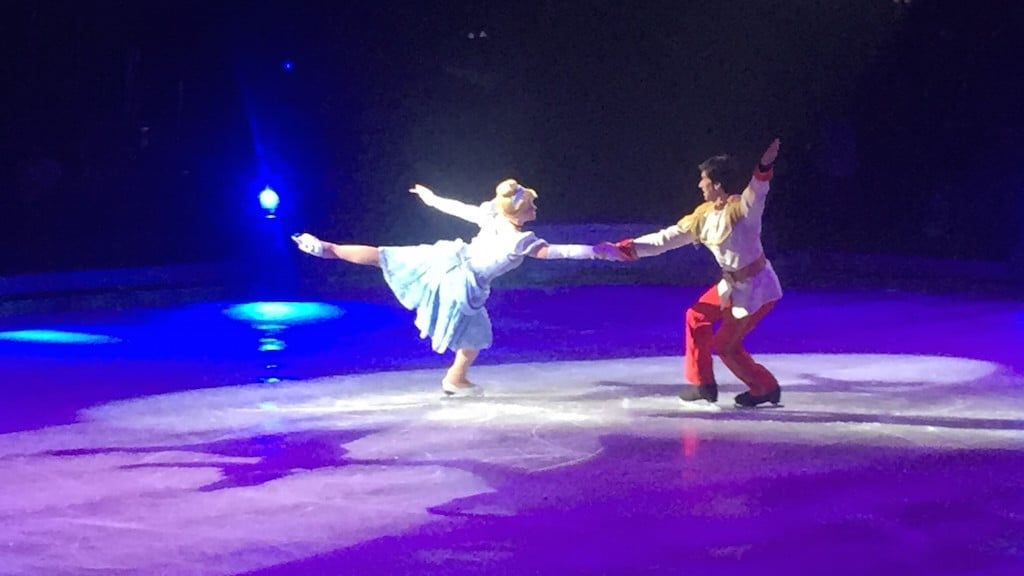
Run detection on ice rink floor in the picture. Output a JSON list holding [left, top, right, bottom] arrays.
[[1, 284, 1022, 575]]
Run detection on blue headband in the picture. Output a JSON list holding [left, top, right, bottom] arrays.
[[512, 185, 525, 206]]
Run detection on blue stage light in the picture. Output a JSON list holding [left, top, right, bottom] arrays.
[[222, 302, 344, 325], [0, 329, 120, 345], [259, 186, 280, 216]]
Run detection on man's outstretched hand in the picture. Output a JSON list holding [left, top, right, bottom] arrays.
[[760, 138, 781, 167]]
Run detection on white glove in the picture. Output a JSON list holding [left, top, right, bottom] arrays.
[[544, 244, 596, 260], [292, 232, 324, 257], [409, 184, 438, 206]]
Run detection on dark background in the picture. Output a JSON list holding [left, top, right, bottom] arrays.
[[2, 0, 1022, 276]]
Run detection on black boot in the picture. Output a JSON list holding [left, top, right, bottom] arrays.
[[734, 386, 781, 408], [679, 383, 718, 403]]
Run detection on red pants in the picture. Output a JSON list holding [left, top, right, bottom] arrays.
[[684, 284, 778, 395]]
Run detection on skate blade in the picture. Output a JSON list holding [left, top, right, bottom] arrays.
[[734, 402, 784, 409], [441, 391, 486, 400], [677, 398, 722, 411]]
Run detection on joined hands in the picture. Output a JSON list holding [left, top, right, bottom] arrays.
[[594, 242, 630, 261]]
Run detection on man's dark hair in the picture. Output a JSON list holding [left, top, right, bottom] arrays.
[[698, 154, 739, 193]]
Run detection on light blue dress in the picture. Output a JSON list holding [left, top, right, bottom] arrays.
[[378, 200, 546, 353]]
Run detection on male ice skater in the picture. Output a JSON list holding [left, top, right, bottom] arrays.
[[614, 139, 783, 407]]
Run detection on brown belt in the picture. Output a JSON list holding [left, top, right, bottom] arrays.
[[722, 253, 766, 284]]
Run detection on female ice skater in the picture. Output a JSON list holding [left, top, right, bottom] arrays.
[[293, 179, 617, 397]]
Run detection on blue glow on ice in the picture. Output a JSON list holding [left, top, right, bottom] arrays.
[[0, 329, 120, 345], [222, 302, 344, 325]]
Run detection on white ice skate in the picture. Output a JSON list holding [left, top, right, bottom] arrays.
[[442, 380, 485, 398]]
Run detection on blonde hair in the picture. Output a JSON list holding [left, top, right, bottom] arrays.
[[494, 178, 538, 218]]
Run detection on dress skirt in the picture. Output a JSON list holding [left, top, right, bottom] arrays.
[[379, 239, 493, 353]]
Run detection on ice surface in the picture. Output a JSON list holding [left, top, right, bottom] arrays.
[[1, 354, 1022, 575]]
